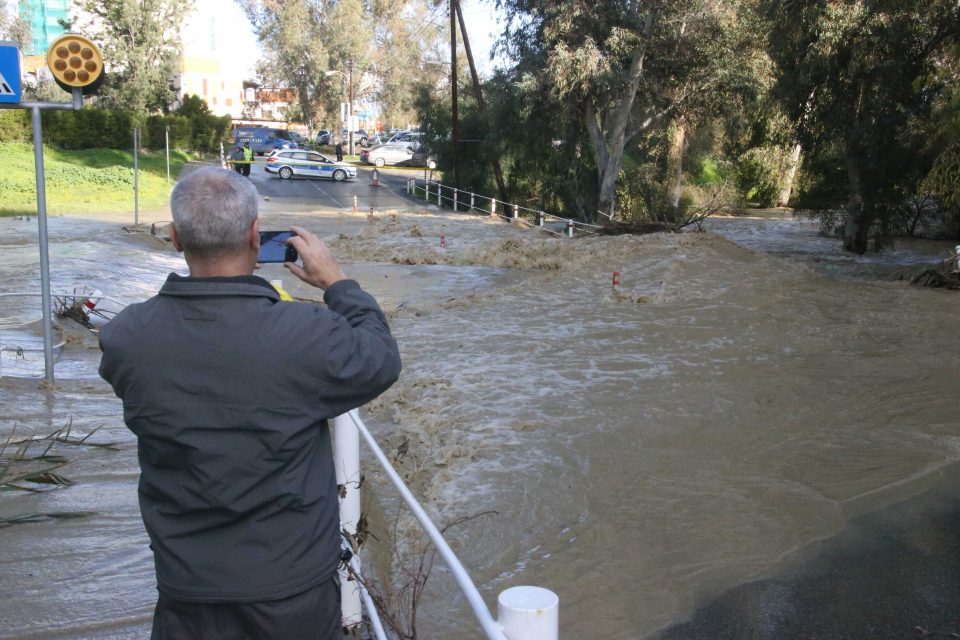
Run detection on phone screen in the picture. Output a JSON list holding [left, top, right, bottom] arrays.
[[258, 231, 298, 263]]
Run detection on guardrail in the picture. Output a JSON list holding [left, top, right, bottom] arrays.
[[404, 178, 605, 239], [333, 409, 559, 640]]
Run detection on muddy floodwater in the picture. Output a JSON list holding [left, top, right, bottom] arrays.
[[1, 206, 959, 639]]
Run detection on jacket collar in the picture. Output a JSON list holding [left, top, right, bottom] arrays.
[[159, 273, 280, 300]]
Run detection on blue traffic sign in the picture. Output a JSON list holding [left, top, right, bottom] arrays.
[[0, 41, 23, 104]]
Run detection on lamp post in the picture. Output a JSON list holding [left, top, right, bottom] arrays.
[[325, 65, 354, 156]]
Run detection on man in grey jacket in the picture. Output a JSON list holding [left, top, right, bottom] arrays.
[[99, 166, 401, 639]]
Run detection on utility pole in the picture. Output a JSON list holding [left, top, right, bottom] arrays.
[[450, 0, 460, 190], [348, 60, 354, 157], [454, 0, 507, 203]]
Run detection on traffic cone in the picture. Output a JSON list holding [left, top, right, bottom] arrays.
[[371, 168, 380, 186]]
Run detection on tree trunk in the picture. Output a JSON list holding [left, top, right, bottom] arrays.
[[777, 143, 802, 207], [585, 12, 657, 224], [667, 121, 687, 210], [842, 152, 872, 254]]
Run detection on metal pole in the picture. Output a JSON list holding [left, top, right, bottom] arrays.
[[347, 62, 354, 157], [134, 127, 140, 225], [165, 125, 170, 183], [31, 106, 55, 384], [450, 0, 460, 190]]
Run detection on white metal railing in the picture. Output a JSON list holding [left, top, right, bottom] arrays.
[[405, 178, 605, 239], [333, 409, 559, 640]]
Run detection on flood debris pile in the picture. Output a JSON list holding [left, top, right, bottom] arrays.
[[911, 249, 960, 289], [0, 418, 119, 501]]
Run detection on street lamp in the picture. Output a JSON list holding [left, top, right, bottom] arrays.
[[325, 64, 354, 156]]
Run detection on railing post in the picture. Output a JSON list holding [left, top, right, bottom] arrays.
[[454, 189, 459, 212], [537, 212, 544, 227], [498, 586, 559, 640], [470, 192, 475, 211], [566, 220, 574, 238], [491, 199, 497, 217], [425, 181, 430, 201], [437, 183, 442, 206], [333, 414, 363, 629], [512, 204, 518, 220]]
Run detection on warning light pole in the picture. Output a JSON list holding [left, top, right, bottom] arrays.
[[0, 35, 104, 384]]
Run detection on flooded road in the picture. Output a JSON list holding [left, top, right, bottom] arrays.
[[1, 204, 958, 639]]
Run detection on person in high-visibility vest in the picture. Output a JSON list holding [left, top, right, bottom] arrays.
[[241, 142, 253, 177]]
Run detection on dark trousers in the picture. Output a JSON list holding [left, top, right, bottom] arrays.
[[240, 162, 251, 177], [335, 144, 343, 162], [151, 577, 341, 640]]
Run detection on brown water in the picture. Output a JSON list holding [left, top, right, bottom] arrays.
[[1, 208, 958, 639]]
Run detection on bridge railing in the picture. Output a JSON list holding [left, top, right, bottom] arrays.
[[333, 409, 559, 640]]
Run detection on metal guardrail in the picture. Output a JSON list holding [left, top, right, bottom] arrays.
[[404, 178, 604, 238], [333, 409, 558, 640]]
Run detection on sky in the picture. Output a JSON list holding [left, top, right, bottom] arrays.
[[458, 0, 504, 76]]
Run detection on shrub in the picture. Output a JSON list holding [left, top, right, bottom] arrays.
[[0, 110, 31, 143]]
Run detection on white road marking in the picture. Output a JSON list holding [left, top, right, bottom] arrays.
[[307, 180, 344, 208]]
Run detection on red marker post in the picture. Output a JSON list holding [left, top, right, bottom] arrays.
[[612, 271, 620, 289]]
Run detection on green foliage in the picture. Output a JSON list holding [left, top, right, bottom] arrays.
[[73, 0, 191, 115], [922, 142, 960, 221], [0, 142, 191, 216], [41, 109, 136, 149], [0, 110, 31, 143], [735, 147, 785, 207]]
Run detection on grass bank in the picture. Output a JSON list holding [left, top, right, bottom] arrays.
[[0, 142, 193, 216]]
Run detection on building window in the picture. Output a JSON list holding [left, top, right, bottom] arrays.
[[225, 98, 233, 107], [202, 78, 208, 96]]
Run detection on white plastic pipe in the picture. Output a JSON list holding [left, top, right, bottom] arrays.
[[332, 414, 363, 628], [498, 586, 559, 640]]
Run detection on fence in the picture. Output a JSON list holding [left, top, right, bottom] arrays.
[[333, 409, 559, 640], [403, 178, 605, 239]]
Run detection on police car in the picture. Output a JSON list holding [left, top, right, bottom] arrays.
[[264, 150, 357, 181]]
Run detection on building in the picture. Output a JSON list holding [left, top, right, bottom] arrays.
[[18, 0, 68, 56], [174, 0, 259, 119]]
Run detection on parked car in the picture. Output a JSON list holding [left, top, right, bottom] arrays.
[[287, 132, 311, 148], [231, 127, 298, 155], [265, 150, 357, 181], [315, 129, 331, 144], [410, 147, 437, 169], [362, 132, 389, 147], [360, 144, 417, 167], [339, 129, 368, 145], [386, 131, 422, 149]]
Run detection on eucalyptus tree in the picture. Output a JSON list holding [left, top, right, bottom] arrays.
[[756, 0, 960, 253], [73, 0, 192, 116], [496, 0, 754, 223], [241, 0, 333, 132]]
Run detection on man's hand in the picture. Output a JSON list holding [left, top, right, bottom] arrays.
[[284, 226, 347, 290]]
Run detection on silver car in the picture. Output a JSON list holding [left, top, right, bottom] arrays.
[[361, 144, 416, 167], [265, 150, 357, 181]]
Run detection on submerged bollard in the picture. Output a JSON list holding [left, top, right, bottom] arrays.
[[353, 194, 358, 213], [440, 233, 446, 248], [454, 189, 459, 212], [470, 192, 475, 211], [566, 220, 574, 238], [498, 586, 558, 640], [513, 204, 518, 220], [612, 271, 620, 289], [491, 199, 497, 217]]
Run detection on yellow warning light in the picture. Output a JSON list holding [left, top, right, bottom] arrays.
[[46, 34, 104, 95]]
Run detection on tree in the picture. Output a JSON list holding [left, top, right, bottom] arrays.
[[495, 0, 754, 223], [73, 0, 192, 116], [756, 0, 960, 253], [0, 0, 30, 47], [241, 0, 331, 133]]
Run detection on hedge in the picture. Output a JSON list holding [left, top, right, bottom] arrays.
[[1, 107, 230, 154]]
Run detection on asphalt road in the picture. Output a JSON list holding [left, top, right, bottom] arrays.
[[244, 158, 433, 212]]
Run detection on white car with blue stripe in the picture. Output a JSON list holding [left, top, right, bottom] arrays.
[[265, 150, 357, 181]]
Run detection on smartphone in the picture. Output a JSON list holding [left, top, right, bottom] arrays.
[[258, 230, 298, 263]]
